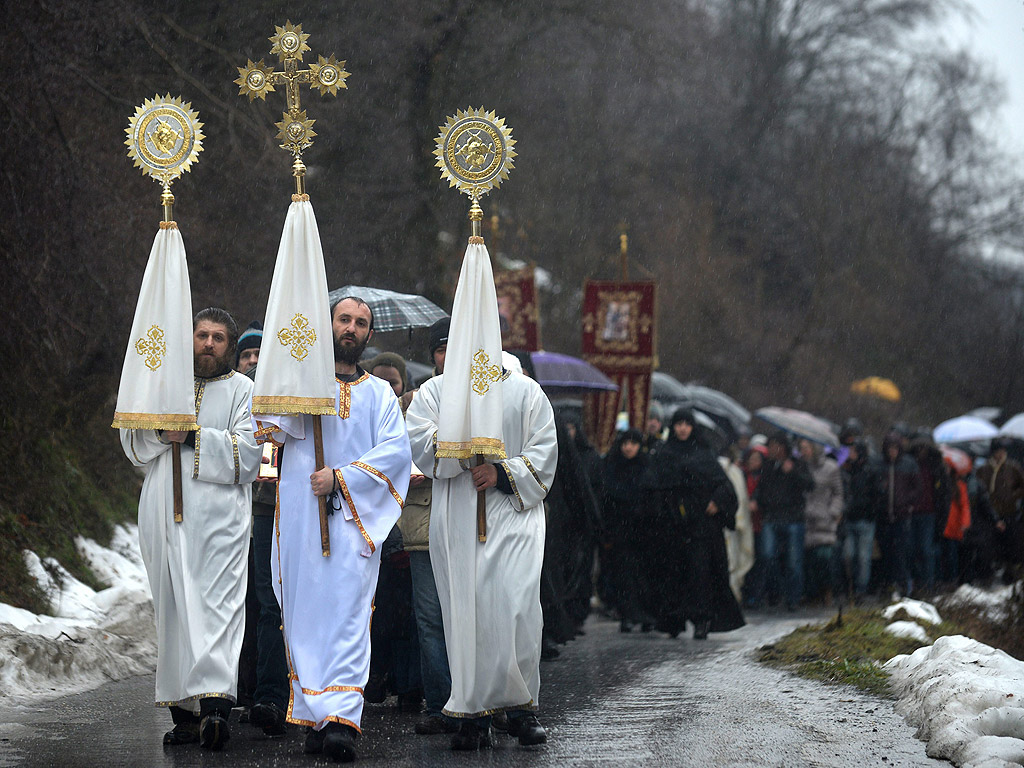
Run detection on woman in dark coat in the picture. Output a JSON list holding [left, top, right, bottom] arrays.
[[600, 429, 654, 631], [643, 408, 744, 639]]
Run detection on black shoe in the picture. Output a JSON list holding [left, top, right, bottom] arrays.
[[540, 638, 560, 660], [199, 713, 230, 750], [450, 721, 493, 750], [363, 673, 387, 704], [304, 726, 326, 754], [506, 712, 547, 746], [693, 620, 710, 640], [250, 701, 288, 737], [162, 722, 199, 746], [322, 723, 358, 763], [414, 715, 459, 735], [397, 691, 423, 713], [491, 711, 509, 733]]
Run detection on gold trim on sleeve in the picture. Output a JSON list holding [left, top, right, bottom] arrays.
[[129, 431, 142, 464], [192, 427, 202, 479], [498, 461, 524, 509], [231, 434, 240, 484], [351, 461, 405, 508], [522, 456, 548, 493], [336, 470, 375, 554]]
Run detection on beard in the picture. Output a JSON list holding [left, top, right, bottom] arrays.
[[334, 330, 369, 366], [194, 348, 233, 378]]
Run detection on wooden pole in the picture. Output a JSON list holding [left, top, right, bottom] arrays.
[[313, 416, 331, 557], [476, 455, 487, 543], [172, 444, 183, 523]]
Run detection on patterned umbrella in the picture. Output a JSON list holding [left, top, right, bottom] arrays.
[[754, 406, 840, 447], [329, 285, 448, 332]]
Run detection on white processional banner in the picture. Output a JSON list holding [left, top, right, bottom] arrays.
[[111, 223, 197, 431], [253, 199, 336, 416], [436, 239, 506, 459]]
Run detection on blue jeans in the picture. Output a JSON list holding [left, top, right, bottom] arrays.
[[759, 522, 805, 607], [910, 513, 936, 593], [252, 514, 289, 709], [842, 520, 876, 597], [409, 550, 452, 718]]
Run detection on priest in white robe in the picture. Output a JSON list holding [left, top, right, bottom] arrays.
[[406, 362, 557, 747], [120, 307, 261, 750], [257, 296, 411, 761]]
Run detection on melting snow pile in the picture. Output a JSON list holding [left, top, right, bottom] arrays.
[[881, 597, 942, 644], [886, 635, 1024, 768], [0, 525, 155, 702]]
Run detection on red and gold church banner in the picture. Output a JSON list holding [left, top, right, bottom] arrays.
[[581, 280, 656, 454], [494, 266, 541, 351]]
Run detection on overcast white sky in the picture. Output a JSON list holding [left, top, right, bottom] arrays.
[[943, 0, 1024, 156]]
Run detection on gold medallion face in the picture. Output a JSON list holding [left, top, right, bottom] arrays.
[[434, 108, 515, 198], [126, 95, 203, 182]]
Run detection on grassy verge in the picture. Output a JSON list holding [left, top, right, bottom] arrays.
[[0, 430, 138, 614], [758, 606, 964, 697]]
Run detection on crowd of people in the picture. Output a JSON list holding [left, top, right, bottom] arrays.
[[117, 300, 1024, 761]]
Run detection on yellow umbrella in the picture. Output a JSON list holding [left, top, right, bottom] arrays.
[[850, 376, 901, 402]]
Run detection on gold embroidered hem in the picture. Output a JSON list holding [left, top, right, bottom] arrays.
[[111, 412, 198, 430], [351, 461, 405, 508], [335, 470, 375, 554], [286, 714, 362, 734], [299, 684, 364, 696], [155, 692, 236, 708], [442, 700, 536, 719], [435, 438, 507, 460], [252, 396, 337, 416]]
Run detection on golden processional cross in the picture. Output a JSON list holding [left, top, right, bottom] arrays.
[[235, 21, 349, 196]]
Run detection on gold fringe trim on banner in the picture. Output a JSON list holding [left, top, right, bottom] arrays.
[[468, 235, 484, 245], [252, 396, 337, 416], [292, 193, 310, 202], [158, 221, 178, 230], [111, 412, 198, 430], [435, 438, 507, 460]]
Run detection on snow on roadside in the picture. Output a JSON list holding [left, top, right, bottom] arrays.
[[886, 635, 1024, 768], [0, 525, 156, 703]]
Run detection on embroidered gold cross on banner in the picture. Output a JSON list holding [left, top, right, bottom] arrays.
[[470, 349, 502, 395], [278, 313, 317, 361], [135, 325, 167, 370]]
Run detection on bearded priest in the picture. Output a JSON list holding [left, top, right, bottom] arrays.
[[257, 296, 412, 762], [120, 307, 262, 750]]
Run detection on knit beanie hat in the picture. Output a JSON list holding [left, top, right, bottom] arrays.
[[428, 317, 450, 357], [236, 321, 263, 366]]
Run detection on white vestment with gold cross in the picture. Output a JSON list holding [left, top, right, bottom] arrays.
[[120, 371, 261, 712], [406, 370, 557, 718], [259, 373, 411, 732]]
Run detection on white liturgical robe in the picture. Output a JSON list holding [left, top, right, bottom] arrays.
[[120, 371, 261, 711], [406, 370, 557, 718], [260, 372, 411, 732]]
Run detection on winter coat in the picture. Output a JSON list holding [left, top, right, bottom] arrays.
[[878, 453, 922, 523], [804, 457, 844, 549], [753, 457, 815, 525], [842, 454, 879, 523], [397, 480, 431, 551], [976, 457, 1024, 522]]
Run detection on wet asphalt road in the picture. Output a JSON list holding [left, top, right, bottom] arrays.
[[0, 610, 947, 768]]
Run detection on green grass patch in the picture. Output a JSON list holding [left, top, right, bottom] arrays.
[[758, 607, 963, 697], [0, 429, 139, 613]]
